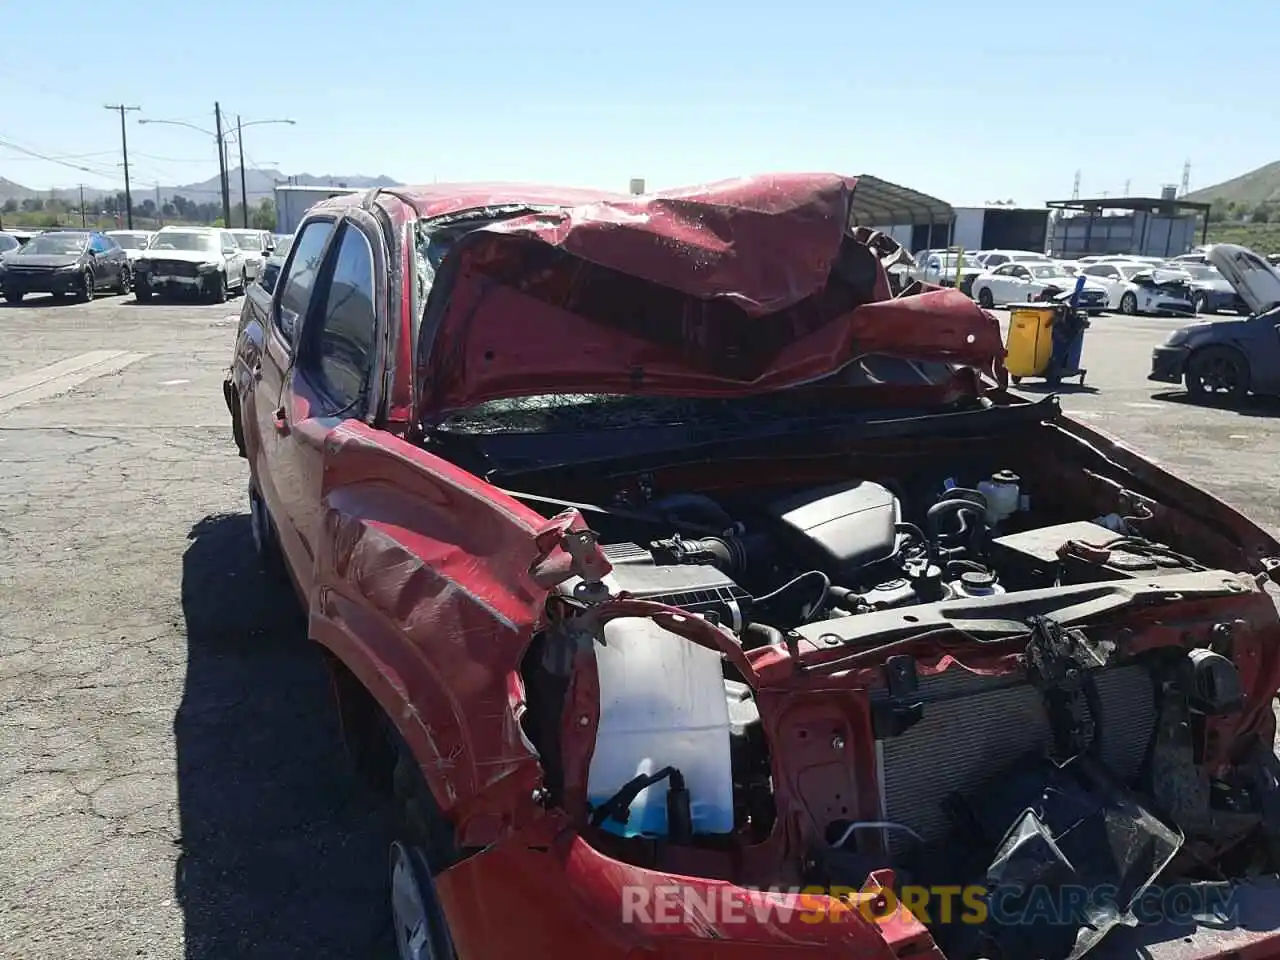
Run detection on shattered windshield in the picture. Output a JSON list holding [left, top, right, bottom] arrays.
[[438, 357, 963, 436]]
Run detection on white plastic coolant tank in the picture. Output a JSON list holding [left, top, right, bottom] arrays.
[[587, 616, 735, 838]]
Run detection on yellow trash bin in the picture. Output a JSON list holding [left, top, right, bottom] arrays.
[[1004, 304, 1058, 380]]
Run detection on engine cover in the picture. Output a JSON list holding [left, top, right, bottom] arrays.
[[587, 542, 752, 629], [766, 480, 901, 575]]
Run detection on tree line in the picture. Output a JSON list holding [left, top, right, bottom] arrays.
[[0, 192, 277, 231]]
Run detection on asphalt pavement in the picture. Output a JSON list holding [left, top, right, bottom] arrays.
[[0, 294, 1277, 958]]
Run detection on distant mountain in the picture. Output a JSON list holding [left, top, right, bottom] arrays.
[[1185, 161, 1280, 209], [0, 169, 402, 205]]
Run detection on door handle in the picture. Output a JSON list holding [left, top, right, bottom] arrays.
[[272, 407, 290, 435]]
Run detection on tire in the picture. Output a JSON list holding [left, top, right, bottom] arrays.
[[1186, 346, 1248, 403], [4, 290, 22, 304], [248, 481, 287, 579], [134, 282, 151, 303], [206, 271, 227, 304], [977, 287, 995, 308], [389, 749, 458, 960], [116, 267, 132, 296], [76, 271, 93, 302], [1119, 292, 1138, 315], [1192, 292, 1208, 315]]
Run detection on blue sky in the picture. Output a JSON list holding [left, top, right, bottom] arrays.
[[1, 0, 1275, 206]]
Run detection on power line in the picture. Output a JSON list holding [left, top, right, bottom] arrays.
[[104, 105, 141, 228], [0, 134, 120, 181]]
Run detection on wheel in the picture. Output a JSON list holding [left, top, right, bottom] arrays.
[[389, 750, 458, 960], [116, 267, 132, 296], [134, 282, 151, 303], [4, 290, 22, 304], [1119, 291, 1138, 315], [1186, 346, 1248, 403], [248, 480, 287, 579], [1192, 292, 1209, 315], [206, 271, 227, 304], [977, 287, 995, 309], [76, 270, 93, 302]]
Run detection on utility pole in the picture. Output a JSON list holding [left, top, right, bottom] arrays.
[[79, 184, 87, 227], [155, 184, 163, 225], [214, 103, 231, 226], [104, 104, 141, 228], [237, 115, 249, 228]]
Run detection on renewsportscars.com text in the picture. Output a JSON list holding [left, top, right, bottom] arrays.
[[621, 883, 1237, 927]]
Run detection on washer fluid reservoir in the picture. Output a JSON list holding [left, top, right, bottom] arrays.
[[586, 616, 735, 838]]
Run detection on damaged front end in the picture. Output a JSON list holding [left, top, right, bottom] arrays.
[[516, 481, 1280, 960]]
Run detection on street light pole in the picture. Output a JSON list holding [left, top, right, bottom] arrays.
[[237, 116, 249, 228], [104, 104, 141, 228], [214, 103, 231, 226]]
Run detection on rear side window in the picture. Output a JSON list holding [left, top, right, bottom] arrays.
[[305, 223, 378, 410], [277, 220, 335, 346]]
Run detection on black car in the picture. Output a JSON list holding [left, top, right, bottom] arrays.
[[1149, 243, 1280, 401], [2, 230, 131, 304]]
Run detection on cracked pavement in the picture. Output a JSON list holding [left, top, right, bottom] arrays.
[[0, 297, 1276, 958]]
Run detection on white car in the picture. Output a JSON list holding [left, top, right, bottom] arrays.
[[1078, 261, 1196, 315], [104, 230, 155, 263], [133, 226, 247, 303], [971, 261, 1111, 313], [973, 249, 1053, 269], [229, 229, 272, 280]]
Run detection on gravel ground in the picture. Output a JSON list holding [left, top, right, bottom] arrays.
[[0, 294, 1276, 958]]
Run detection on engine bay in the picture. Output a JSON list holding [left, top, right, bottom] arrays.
[[554, 468, 1209, 631], [516, 463, 1280, 960]]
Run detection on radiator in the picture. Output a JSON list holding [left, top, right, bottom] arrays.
[[873, 663, 1157, 854]]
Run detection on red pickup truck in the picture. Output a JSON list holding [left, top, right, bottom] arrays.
[[224, 174, 1280, 960]]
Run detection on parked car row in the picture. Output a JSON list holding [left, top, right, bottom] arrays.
[[0, 225, 286, 305], [911, 245, 1262, 319]]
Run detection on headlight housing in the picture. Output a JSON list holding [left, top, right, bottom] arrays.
[[56, 263, 80, 272], [1163, 327, 1194, 347]]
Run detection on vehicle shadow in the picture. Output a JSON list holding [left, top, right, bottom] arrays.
[[1150, 390, 1280, 419], [176, 512, 394, 959]]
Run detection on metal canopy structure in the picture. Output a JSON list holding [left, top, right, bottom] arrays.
[[850, 175, 954, 228], [1046, 196, 1213, 248], [1046, 196, 1211, 216]]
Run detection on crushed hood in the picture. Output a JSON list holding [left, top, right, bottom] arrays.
[[1206, 243, 1280, 316], [416, 174, 1004, 414], [140, 248, 219, 265]]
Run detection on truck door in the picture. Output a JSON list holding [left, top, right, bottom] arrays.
[[252, 216, 336, 581], [267, 216, 384, 600]]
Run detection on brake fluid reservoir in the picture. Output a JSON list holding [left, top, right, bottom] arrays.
[[587, 616, 735, 838], [978, 470, 1022, 524]]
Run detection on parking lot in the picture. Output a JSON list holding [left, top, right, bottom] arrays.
[[0, 292, 1278, 959]]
